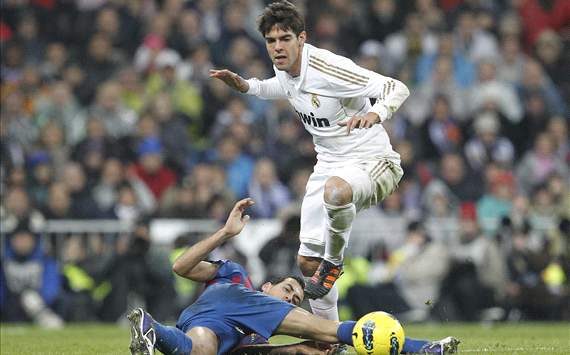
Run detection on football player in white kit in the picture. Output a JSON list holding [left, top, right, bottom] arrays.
[[210, 1, 409, 322]]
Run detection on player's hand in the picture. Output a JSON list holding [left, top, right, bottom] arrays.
[[338, 112, 380, 135], [222, 198, 255, 237], [209, 69, 249, 93]]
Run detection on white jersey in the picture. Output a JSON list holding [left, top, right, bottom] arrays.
[[246, 43, 410, 166]]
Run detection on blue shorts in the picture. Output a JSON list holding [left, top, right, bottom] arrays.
[[176, 283, 294, 355]]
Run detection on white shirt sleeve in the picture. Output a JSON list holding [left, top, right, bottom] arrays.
[[307, 53, 410, 122], [245, 77, 287, 99]]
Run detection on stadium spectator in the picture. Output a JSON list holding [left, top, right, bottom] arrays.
[[365, 0, 404, 42], [158, 179, 201, 219], [419, 94, 462, 161], [117, 67, 146, 115], [81, 34, 125, 104], [415, 31, 475, 90], [144, 49, 203, 122], [453, 11, 499, 63], [259, 214, 303, 281], [14, 14, 44, 65], [207, 137, 254, 200], [515, 132, 569, 196], [61, 162, 103, 219], [476, 170, 515, 236], [72, 117, 122, 176], [516, 0, 570, 47], [248, 158, 290, 219], [38, 121, 70, 179], [34, 81, 86, 146], [425, 152, 484, 203], [534, 30, 569, 99], [2, 91, 38, 149], [406, 55, 470, 124], [445, 203, 508, 321], [1, 187, 45, 234], [211, 96, 256, 143], [90, 80, 138, 139], [169, 8, 206, 58], [504, 222, 565, 320], [546, 174, 570, 220], [546, 116, 569, 163], [92, 158, 125, 212], [1, 42, 25, 83], [385, 12, 438, 73], [528, 183, 559, 236], [25, 150, 53, 208], [468, 60, 523, 124], [39, 42, 68, 81], [464, 112, 515, 170], [347, 221, 450, 321], [517, 59, 567, 116], [150, 93, 196, 173], [131, 136, 177, 201], [101, 218, 176, 322], [496, 35, 528, 86], [0, 227, 64, 328], [422, 180, 460, 244]]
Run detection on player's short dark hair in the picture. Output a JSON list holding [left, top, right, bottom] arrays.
[[267, 275, 306, 290], [257, 1, 305, 37]]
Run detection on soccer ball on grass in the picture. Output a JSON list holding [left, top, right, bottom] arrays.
[[352, 311, 405, 355]]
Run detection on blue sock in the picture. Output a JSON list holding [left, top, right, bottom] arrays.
[[402, 337, 429, 354], [152, 320, 193, 355], [337, 321, 356, 346]]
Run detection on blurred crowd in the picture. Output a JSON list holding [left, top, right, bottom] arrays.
[[1, 0, 569, 326]]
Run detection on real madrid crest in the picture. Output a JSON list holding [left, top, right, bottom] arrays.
[[311, 94, 320, 108]]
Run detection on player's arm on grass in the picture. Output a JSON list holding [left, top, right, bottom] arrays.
[[231, 340, 339, 355], [210, 69, 287, 99], [172, 198, 255, 282]]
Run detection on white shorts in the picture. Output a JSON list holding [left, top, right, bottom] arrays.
[[298, 158, 403, 258]]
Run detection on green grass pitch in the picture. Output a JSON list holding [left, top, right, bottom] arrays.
[[1, 322, 569, 354]]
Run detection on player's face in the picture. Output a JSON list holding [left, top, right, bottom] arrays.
[[264, 26, 306, 75], [263, 278, 304, 306]]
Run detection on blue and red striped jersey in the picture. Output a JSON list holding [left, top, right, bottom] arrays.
[[205, 259, 254, 290]]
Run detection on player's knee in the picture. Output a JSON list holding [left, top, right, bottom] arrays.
[[324, 177, 352, 205], [297, 255, 321, 277], [187, 327, 217, 355]]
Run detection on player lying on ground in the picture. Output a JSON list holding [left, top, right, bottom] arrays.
[[128, 199, 460, 355], [211, 0, 411, 322]]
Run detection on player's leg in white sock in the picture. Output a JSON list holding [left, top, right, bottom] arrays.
[[308, 283, 339, 321], [323, 177, 355, 265], [323, 201, 356, 265]]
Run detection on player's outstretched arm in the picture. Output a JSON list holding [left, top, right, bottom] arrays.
[[210, 69, 250, 93], [172, 198, 255, 281]]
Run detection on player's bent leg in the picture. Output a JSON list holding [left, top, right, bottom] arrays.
[[186, 327, 218, 355], [305, 177, 354, 299], [323, 177, 355, 264], [323, 176, 353, 206], [127, 308, 198, 355], [128, 308, 156, 355], [309, 283, 340, 321]]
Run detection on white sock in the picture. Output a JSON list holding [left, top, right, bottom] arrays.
[[324, 202, 356, 265], [308, 283, 339, 321]]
